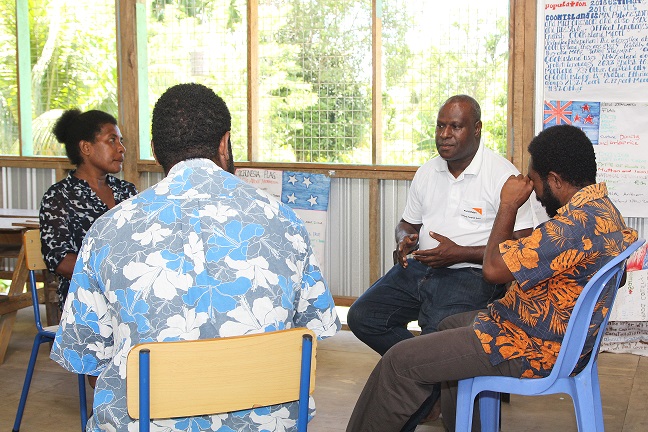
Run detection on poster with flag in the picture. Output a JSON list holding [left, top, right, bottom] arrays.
[[235, 168, 330, 272], [543, 100, 601, 144]]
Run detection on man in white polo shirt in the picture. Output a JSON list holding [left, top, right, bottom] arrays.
[[347, 94, 535, 429]]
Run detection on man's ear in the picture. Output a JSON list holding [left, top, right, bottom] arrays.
[[150, 141, 160, 165], [218, 131, 231, 159], [547, 171, 563, 189], [474, 120, 482, 139]]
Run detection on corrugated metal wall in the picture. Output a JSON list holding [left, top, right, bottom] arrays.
[[2, 166, 646, 298]]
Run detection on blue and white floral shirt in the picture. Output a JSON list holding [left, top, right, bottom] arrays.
[[51, 158, 341, 432]]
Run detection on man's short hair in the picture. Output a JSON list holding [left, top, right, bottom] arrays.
[[528, 125, 597, 187], [440, 94, 481, 123], [151, 83, 231, 170]]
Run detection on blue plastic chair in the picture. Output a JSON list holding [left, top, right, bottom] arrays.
[[126, 328, 316, 432], [455, 238, 645, 432], [12, 230, 88, 432]]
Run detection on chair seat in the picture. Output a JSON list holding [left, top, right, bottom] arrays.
[[43, 325, 58, 334]]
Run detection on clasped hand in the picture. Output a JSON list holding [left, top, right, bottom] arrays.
[[397, 232, 458, 268]]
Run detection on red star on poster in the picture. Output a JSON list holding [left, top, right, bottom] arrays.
[[573, 114, 581, 122], [581, 104, 591, 112], [584, 114, 594, 124]]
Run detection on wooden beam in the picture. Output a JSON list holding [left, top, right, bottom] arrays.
[[372, 0, 383, 166], [0, 289, 43, 315], [116, 0, 142, 190], [247, 0, 259, 162], [508, 0, 537, 175]]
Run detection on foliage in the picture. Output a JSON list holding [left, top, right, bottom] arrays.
[[0, 0, 118, 156], [1, 0, 510, 164], [381, 9, 509, 165], [146, 0, 249, 161]]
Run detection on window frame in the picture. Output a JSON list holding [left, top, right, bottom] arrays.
[[1, 0, 538, 188]]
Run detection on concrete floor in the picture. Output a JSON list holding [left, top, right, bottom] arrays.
[[1, 307, 648, 431]]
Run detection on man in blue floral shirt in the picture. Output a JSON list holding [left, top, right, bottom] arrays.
[[51, 83, 341, 432]]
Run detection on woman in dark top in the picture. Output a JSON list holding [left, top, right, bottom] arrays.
[[39, 109, 138, 310]]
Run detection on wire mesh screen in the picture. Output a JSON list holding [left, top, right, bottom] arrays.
[[26, 0, 118, 157], [0, 2, 18, 156], [145, 0, 248, 161], [257, 0, 372, 163], [381, 0, 509, 165]]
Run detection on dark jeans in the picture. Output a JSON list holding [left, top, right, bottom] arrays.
[[347, 260, 505, 430], [346, 311, 524, 432], [348, 260, 505, 355]]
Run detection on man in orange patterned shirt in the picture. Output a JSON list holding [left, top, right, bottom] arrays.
[[346, 124, 638, 432]]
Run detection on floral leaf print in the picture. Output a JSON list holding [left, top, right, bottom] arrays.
[[225, 255, 279, 290], [284, 232, 307, 254], [172, 416, 212, 431], [570, 209, 588, 226], [475, 329, 494, 353], [93, 389, 114, 408], [157, 308, 209, 341], [622, 229, 639, 245], [197, 202, 238, 223], [250, 406, 296, 432], [545, 221, 571, 249], [220, 297, 289, 337], [76, 288, 112, 337], [68, 297, 101, 335], [254, 192, 281, 220], [547, 275, 581, 311], [183, 232, 205, 274], [62, 348, 99, 373], [550, 249, 585, 276], [113, 199, 138, 229], [594, 216, 617, 235], [304, 307, 339, 338], [548, 307, 571, 335], [603, 236, 622, 258], [206, 219, 264, 263], [501, 230, 541, 273], [132, 222, 173, 246], [123, 251, 193, 299], [115, 289, 151, 333]]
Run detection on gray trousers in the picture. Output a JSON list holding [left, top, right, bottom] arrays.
[[346, 310, 524, 432]]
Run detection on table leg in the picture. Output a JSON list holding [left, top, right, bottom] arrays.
[[0, 245, 28, 364]]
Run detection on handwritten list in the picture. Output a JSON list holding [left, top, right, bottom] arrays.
[[542, 0, 648, 217], [544, 0, 648, 101], [596, 102, 648, 216]]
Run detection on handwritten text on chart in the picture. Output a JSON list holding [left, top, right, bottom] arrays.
[[544, 0, 648, 94]]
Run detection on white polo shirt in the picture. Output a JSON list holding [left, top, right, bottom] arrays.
[[402, 143, 535, 269]]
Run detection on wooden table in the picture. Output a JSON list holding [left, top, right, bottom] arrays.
[[0, 215, 41, 364], [0, 208, 39, 219]]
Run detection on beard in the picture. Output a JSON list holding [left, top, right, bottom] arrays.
[[537, 178, 562, 217]]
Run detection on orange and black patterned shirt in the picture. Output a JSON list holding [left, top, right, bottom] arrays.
[[473, 183, 638, 378]]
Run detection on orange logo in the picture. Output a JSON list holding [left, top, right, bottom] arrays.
[[473, 208, 483, 215]]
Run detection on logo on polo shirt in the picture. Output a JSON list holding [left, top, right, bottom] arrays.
[[461, 206, 484, 221]]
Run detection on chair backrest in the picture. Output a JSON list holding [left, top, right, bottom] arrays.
[[23, 229, 47, 272], [550, 238, 645, 379], [23, 229, 48, 331], [126, 328, 317, 422]]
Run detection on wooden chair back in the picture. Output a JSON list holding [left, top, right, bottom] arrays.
[[126, 328, 317, 421], [23, 229, 47, 271]]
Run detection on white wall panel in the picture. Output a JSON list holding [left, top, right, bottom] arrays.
[[324, 178, 370, 297], [2, 167, 646, 299]]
